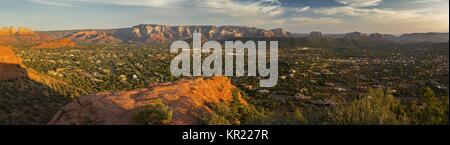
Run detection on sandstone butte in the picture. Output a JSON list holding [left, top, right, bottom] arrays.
[[0, 26, 35, 36], [32, 38, 77, 49], [49, 76, 247, 125], [0, 26, 52, 45]]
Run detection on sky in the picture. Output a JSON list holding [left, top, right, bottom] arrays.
[[0, 0, 448, 34]]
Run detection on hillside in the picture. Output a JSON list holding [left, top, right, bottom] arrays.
[[0, 45, 71, 124], [0, 45, 28, 80], [49, 77, 252, 125]]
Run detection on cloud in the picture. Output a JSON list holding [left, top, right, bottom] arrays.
[[71, 0, 186, 7], [295, 6, 310, 13], [335, 0, 382, 7], [29, 0, 188, 8], [311, 3, 448, 33], [313, 6, 424, 19], [412, 0, 443, 3], [202, 0, 285, 17], [290, 17, 343, 25], [24, 0, 448, 33], [29, 0, 73, 7]]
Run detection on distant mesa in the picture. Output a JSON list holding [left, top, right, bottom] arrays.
[[32, 38, 77, 49], [49, 76, 247, 125]]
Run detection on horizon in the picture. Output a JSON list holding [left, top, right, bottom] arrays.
[[1, 0, 448, 34], [2, 24, 449, 35]]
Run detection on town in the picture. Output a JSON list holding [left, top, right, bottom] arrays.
[[170, 33, 279, 87]]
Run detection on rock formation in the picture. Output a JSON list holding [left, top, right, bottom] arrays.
[[0, 26, 35, 36], [0, 46, 28, 80], [49, 77, 247, 125]]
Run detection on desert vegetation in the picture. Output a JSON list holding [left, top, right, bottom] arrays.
[[1, 37, 448, 125]]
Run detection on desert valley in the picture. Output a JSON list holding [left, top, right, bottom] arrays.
[[0, 24, 448, 125]]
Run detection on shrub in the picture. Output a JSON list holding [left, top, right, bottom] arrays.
[[329, 88, 405, 125], [205, 89, 273, 125], [133, 99, 173, 125], [408, 88, 449, 125], [207, 114, 231, 125], [293, 108, 308, 124]]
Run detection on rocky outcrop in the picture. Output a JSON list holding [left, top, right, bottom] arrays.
[[0, 26, 35, 36], [49, 77, 247, 125], [32, 38, 76, 49], [0, 46, 28, 80], [17, 27, 36, 35], [0, 27, 17, 36]]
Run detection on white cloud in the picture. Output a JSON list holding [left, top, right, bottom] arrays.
[[71, 0, 185, 7], [314, 6, 425, 20], [30, 0, 187, 8], [29, 0, 73, 7], [202, 0, 285, 17], [335, 0, 383, 7], [312, 4, 448, 33], [295, 6, 310, 13]]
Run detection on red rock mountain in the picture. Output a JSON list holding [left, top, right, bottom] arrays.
[[49, 77, 247, 125], [40, 24, 291, 44], [66, 31, 122, 44]]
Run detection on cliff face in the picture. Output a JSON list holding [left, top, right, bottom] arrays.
[[49, 77, 247, 125], [127, 24, 290, 43]]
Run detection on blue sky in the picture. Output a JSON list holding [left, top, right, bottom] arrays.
[[0, 0, 448, 34]]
